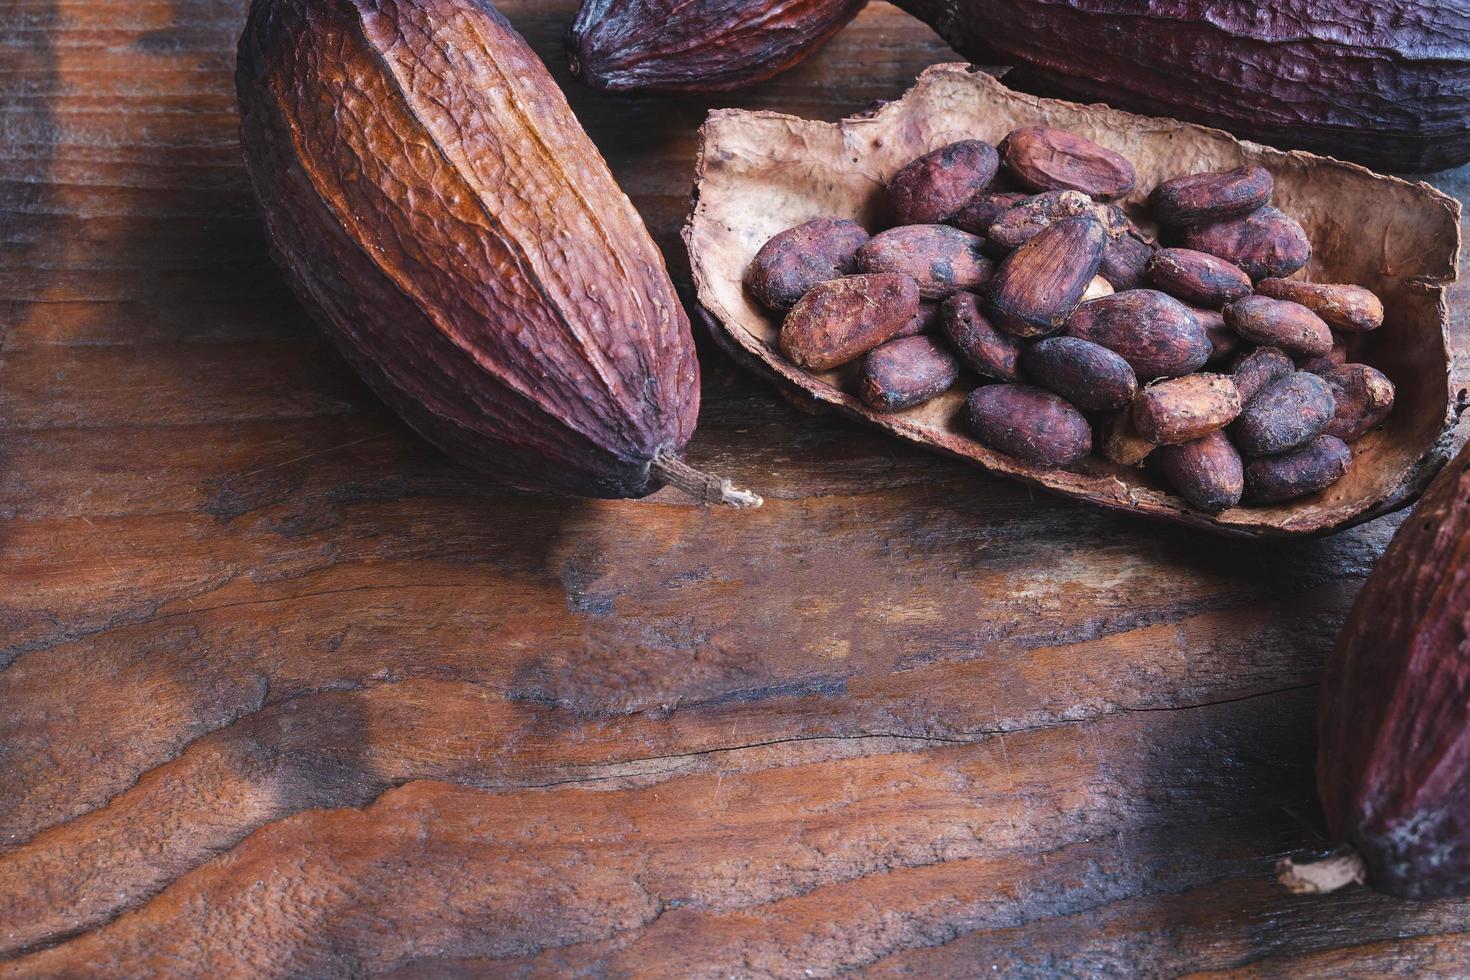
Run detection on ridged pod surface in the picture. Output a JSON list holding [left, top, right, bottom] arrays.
[[237, 0, 726, 501]]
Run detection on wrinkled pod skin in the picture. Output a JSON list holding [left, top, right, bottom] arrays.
[[568, 0, 867, 92], [237, 0, 718, 501]]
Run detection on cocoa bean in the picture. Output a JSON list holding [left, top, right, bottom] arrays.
[[1145, 248, 1253, 307], [1320, 363, 1396, 441], [747, 217, 870, 310], [780, 273, 920, 370], [1244, 434, 1352, 503], [889, 140, 1000, 225], [896, 301, 941, 338], [984, 213, 1106, 337], [1132, 373, 1242, 444], [1098, 229, 1155, 290], [949, 191, 1028, 235], [964, 383, 1093, 466], [1159, 430, 1244, 511], [1297, 333, 1351, 373], [1065, 289, 1211, 379], [1099, 410, 1157, 466], [1149, 165, 1273, 226], [1190, 305, 1238, 360], [1255, 278, 1385, 333], [1021, 336, 1138, 411], [986, 190, 1094, 249], [1229, 371, 1336, 456], [999, 126, 1136, 200], [857, 224, 994, 299], [940, 292, 1023, 380], [858, 335, 961, 411], [1182, 206, 1311, 281], [1224, 295, 1333, 357]]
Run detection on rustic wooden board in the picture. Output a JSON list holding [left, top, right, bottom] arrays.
[[1, 1, 1468, 975]]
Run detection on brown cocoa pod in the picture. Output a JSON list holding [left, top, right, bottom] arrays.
[[1158, 430, 1244, 511], [1244, 434, 1351, 503], [1320, 363, 1396, 441], [1099, 411, 1157, 466], [999, 126, 1136, 200], [1145, 248, 1253, 307], [1182, 206, 1311, 281], [964, 383, 1093, 466], [857, 224, 994, 300], [895, 301, 942, 338], [1229, 371, 1336, 456], [1224, 295, 1334, 357], [1190, 305, 1238, 360], [1065, 289, 1211, 379], [747, 218, 870, 310], [858, 335, 961, 411], [1230, 346, 1296, 403], [984, 213, 1106, 337], [1132, 373, 1242, 445], [940, 292, 1023, 380], [1255, 278, 1385, 333], [1149, 165, 1273, 226], [1021, 336, 1138, 411], [986, 190, 1094, 249], [889, 140, 1000, 225], [949, 191, 1028, 235], [780, 273, 920, 371]]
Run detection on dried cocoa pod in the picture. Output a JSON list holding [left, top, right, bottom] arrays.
[[857, 224, 994, 299], [1182, 206, 1311, 281], [1190, 305, 1237, 360], [1320, 363, 1396, 441], [1230, 347, 1296, 403], [1229, 371, 1336, 456], [940, 292, 1023, 380], [984, 213, 1106, 337], [964, 383, 1092, 466], [999, 126, 1136, 200], [858, 335, 960, 411], [780, 274, 919, 370], [1149, 166, 1273, 226], [1100, 411, 1157, 466], [896, 301, 941, 338], [1021, 336, 1138, 411], [1255, 279, 1385, 333], [1145, 248, 1252, 307], [1244, 434, 1351, 503], [568, 0, 866, 93], [1159, 430, 1244, 511], [1224, 295, 1334, 357], [1132, 373, 1242, 445], [889, 140, 1000, 225], [986, 190, 1093, 249], [235, 0, 757, 505], [747, 217, 870, 310], [1065, 289, 1211, 379], [949, 191, 1028, 235]]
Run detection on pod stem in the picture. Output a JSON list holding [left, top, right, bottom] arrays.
[[1277, 847, 1367, 894], [652, 452, 763, 509]]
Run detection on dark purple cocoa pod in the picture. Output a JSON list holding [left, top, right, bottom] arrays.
[[941, 292, 1023, 380], [984, 213, 1106, 337], [857, 224, 994, 300], [986, 190, 1094, 249], [1229, 371, 1336, 456], [1098, 228, 1156, 291], [1320, 363, 1396, 441], [1182, 206, 1311, 281], [1021, 336, 1138, 411], [950, 191, 1029, 235], [1230, 346, 1296, 402], [1244, 434, 1352, 503], [1132, 373, 1242, 445], [1145, 248, 1253, 307], [888, 140, 1000, 225], [1255, 278, 1385, 333], [999, 126, 1136, 200], [858, 335, 961, 411], [1224, 295, 1333, 357], [1065, 289, 1211, 379], [964, 383, 1092, 466], [1159, 430, 1244, 511], [780, 273, 919, 371], [746, 217, 870, 310], [1149, 166, 1273, 226], [1190, 305, 1238, 360]]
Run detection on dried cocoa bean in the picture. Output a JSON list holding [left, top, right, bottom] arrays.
[[940, 292, 1023, 380], [984, 213, 1106, 337], [1132, 373, 1242, 444], [1182, 206, 1311, 281], [999, 126, 1136, 200], [1229, 371, 1336, 456], [986, 190, 1093, 249], [964, 383, 1092, 466], [1320, 363, 1396, 441], [1159, 430, 1244, 511], [747, 217, 870, 310], [1230, 347, 1296, 402], [859, 335, 961, 411], [1065, 289, 1211, 379], [1149, 165, 1273, 226], [857, 224, 993, 299], [1224, 295, 1333, 357], [780, 273, 919, 370], [949, 191, 1028, 235], [1021, 336, 1138, 411], [1145, 248, 1252, 307], [1255, 278, 1385, 333], [1099, 411, 1157, 466], [1190, 305, 1238, 360], [1297, 333, 1351, 373], [889, 140, 1000, 225], [1244, 434, 1352, 503], [895, 301, 941, 338], [1098, 228, 1155, 290]]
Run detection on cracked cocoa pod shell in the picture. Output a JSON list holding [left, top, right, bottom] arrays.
[[856, 224, 994, 299], [1320, 363, 1396, 441], [1065, 289, 1211, 380], [1255, 279, 1385, 333], [949, 191, 1028, 235], [568, 0, 865, 92], [983, 213, 1105, 337], [964, 384, 1092, 467], [1132, 373, 1242, 445], [237, 0, 709, 502], [985, 190, 1093, 250], [940, 292, 1022, 381], [999, 126, 1136, 199], [1229, 371, 1336, 457], [1021, 336, 1137, 411], [1225, 296, 1334, 357], [747, 218, 870, 310], [1182, 206, 1311, 282], [889, 140, 1000, 225], [780, 274, 919, 370], [1230, 347, 1296, 403], [1159, 430, 1244, 512], [1149, 166, 1273, 226], [858, 335, 960, 411], [1244, 434, 1351, 503], [1146, 248, 1252, 307]]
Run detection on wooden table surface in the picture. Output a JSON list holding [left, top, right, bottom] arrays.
[[3, 2, 1469, 976]]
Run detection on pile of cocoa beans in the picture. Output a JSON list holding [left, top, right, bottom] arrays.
[[746, 128, 1396, 511]]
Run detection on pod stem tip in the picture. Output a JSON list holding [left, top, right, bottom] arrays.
[[652, 452, 763, 509], [1277, 847, 1366, 895]]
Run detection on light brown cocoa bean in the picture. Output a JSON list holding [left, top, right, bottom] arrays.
[[1255, 278, 1385, 333], [999, 126, 1136, 200], [1132, 373, 1242, 445], [780, 273, 919, 370]]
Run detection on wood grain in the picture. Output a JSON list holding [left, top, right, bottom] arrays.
[[2, 1, 1469, 975]]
